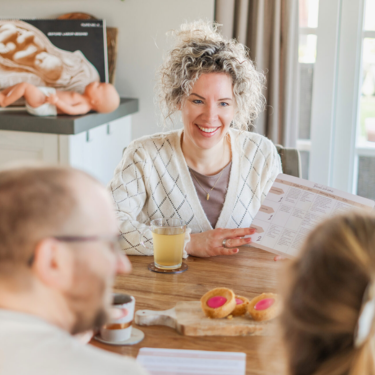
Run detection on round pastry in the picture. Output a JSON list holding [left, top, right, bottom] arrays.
[[201, 288, 236, 318], [232, 295, 250, 317], [248, 293, 281, 321]]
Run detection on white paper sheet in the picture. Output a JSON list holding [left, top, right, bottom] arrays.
[[137, 348, 246, 375], [247, 173, 375, 257]]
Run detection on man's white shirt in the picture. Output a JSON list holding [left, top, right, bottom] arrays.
[[0, 309, 148, 375]]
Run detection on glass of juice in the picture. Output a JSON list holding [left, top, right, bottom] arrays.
[[140, 218, 186, 270]]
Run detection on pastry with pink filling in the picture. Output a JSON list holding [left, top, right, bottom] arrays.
[[200, 288, 236, 318], [232, 295, 249, 316], [248, 293, 281, 321]]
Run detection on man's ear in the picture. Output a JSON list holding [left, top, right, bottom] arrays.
[[32, 239, 73, 291]]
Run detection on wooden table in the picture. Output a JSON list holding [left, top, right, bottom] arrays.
[[91, 247, 287, 374]]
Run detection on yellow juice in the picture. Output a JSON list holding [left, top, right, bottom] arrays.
[[152, 228, 185, 268]]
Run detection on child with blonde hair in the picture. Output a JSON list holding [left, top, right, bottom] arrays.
[[281, 211, 375, 375]]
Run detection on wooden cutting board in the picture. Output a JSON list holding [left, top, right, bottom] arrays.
[[135, 301, 275, 336]]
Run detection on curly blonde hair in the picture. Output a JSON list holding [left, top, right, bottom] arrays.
[[156, 20, 266, 131]]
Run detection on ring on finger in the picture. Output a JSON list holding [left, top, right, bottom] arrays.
[[222, 239, 228, 248]]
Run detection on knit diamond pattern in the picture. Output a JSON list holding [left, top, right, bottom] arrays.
[[109, 129, 282, 255]]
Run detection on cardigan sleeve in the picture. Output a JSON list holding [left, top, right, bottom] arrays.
[[108, 144, 154, 256], [260, 142, 283, 203]]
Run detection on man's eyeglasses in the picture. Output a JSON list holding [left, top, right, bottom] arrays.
[[27, 234, 123, 266]]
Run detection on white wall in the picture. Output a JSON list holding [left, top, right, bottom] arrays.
[[2, 0, 215, 140]]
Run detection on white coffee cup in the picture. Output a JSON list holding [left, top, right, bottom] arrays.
[[100, 293, 135, 342]]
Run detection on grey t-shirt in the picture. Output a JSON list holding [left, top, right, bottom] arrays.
[[0, 309, 149, 375], [189, 162, 232, 228]]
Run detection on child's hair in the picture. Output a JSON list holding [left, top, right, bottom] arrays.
[[281, 211, 375, 375], [156, 20, 265, 130]]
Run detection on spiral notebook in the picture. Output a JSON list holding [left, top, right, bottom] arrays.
[[137, 348, 246, 375]]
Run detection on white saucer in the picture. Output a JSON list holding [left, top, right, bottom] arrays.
[[94, 327, 144, 346]]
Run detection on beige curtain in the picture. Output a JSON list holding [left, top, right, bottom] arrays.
[[215, 0, 299, 147]]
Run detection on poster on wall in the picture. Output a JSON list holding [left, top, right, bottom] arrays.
[[0, 19, 108, 100]]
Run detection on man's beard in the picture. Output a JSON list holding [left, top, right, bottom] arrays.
[[64, 257, 113, 335], [70, 306, 108, 335]]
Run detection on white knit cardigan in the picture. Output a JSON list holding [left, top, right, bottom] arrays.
[[109, 128, 282, 256]]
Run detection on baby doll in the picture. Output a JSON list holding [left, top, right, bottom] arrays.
[[0, 81, 120, 116]]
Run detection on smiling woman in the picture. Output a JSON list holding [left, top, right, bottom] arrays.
[[108, 21, 282, 258]]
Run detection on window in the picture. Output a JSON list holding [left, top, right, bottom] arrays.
[[355, 0, 375, 199], [297, 0, 319, 180], [300, 0, 374, 197]]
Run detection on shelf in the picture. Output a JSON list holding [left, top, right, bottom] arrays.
[[0, 98, 138, 135]]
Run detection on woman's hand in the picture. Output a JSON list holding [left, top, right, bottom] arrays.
[[186, 227, 256, 257]]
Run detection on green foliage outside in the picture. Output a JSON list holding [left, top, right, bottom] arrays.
[[360, 96, 375, 138]]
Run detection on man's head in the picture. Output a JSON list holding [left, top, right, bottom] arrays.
[[0, 164, 130, 334]]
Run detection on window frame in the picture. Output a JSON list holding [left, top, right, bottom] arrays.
[[297, 0, 369, 195], [296, 4, 319, 177], [355, 28, 375, 193]]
